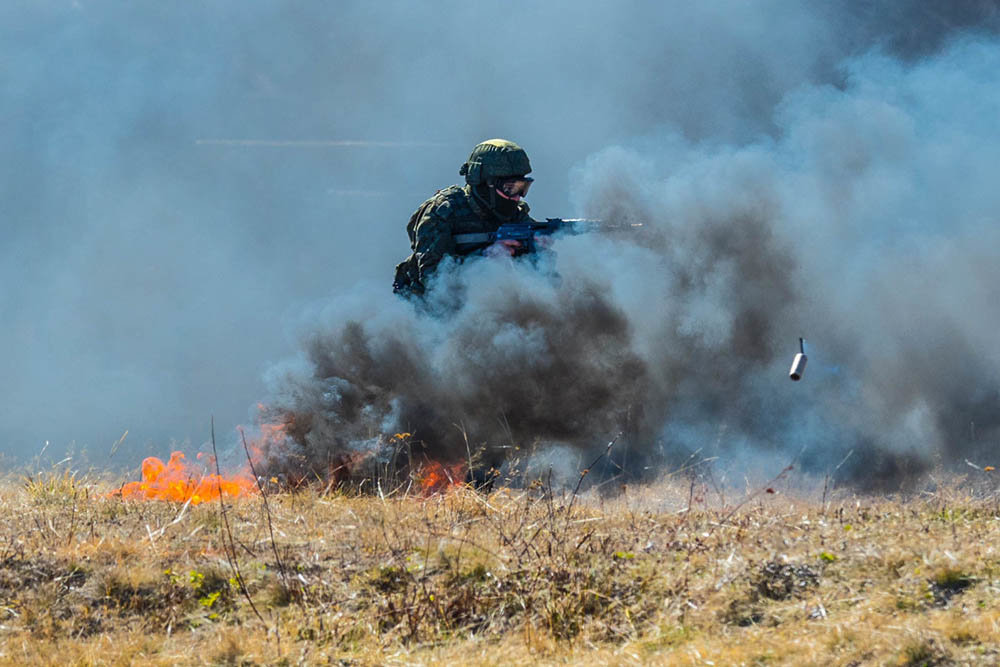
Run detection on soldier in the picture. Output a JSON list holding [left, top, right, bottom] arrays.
[[393, 139, 536, 295]]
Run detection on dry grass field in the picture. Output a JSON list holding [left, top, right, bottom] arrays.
[[2, 462, 999, 666]]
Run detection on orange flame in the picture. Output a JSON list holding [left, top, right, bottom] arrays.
[[418, 460, 467, 495], [112, 451, 257, 505]]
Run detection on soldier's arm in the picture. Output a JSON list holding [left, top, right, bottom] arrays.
[[412, 204, 457, 283]]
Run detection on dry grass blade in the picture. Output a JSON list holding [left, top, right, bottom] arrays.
[[566, 432, 622, 518], [211, 417, 267, 629], [239, 427, 296, 607]]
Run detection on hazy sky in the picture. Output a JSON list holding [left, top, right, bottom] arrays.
[[2, 1, 998, 468]]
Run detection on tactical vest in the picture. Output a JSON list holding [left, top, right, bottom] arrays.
[[393, 185, 530, 295]]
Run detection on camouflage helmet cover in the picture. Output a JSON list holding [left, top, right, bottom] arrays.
[[459, 139, 532, 186]]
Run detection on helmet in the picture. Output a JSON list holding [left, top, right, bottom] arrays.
[[459, 139, 532, 186]]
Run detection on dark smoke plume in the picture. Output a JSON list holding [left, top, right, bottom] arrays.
[[263, 36, 1000, 491]]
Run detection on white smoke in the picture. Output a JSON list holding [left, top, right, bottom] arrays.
[[266, 37, 1000, 489], [4, 2, 999, 471]]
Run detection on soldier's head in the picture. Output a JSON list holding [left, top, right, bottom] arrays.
[[460, 139, 533, 212]]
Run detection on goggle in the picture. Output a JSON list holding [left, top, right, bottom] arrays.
[[496, 176, 534, 199]]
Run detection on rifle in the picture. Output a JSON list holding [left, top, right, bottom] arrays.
[[452, 218, 641, 255]]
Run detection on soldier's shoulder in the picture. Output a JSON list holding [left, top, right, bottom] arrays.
[[422, 184, 465, 202], [437, 184, 467, 199], [425, 185, 472, 219]]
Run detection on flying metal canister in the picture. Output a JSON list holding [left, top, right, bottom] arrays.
[[789, 337, 807, 381]]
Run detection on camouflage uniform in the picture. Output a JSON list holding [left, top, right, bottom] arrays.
[[393, 139, 534, 295]]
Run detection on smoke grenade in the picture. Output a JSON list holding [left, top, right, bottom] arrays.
[[789, 338, 807, 381]]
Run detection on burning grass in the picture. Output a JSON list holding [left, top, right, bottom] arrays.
[[1, 464, 999, 665], [109, 451, 258, 505]]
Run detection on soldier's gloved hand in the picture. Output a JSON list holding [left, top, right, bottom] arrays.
[[485, 240, 522, 257]]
